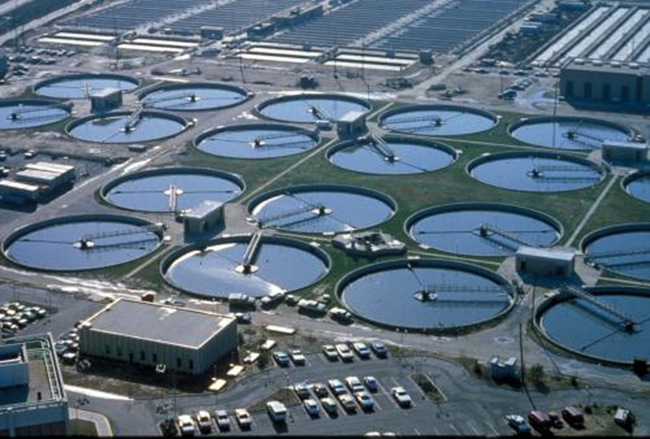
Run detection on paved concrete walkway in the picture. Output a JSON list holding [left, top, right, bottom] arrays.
[[70, 408, 114, 437]]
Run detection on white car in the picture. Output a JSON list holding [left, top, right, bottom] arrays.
[[322, 344, 338, 361], [335, 343, 354, 362], [303, 398, 320, 417], [391, 386, 412, 408], [320, 397, 338, 415], [290, 348, 306, 365], [352, 342, 371, 359], [177, 415, 195, 436], [345, 376, 364, 394], [338, 393, 357, 413], [214, 409, 230, 431], [195, 411, 211, 434], [234, 408, 252, 429], [328, 378, 346, 396], [505, 414, 532, 435]]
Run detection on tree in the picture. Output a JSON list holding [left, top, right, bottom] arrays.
[[530, 364, 545, 385], [257, 351, 269, 370]]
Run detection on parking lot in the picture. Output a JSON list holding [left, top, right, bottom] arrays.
[[164, 347, 522, 437]]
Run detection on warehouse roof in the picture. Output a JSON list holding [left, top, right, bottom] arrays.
[[84, 299, 235, 349]]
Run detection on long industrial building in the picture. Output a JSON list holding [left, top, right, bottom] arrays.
[[0, 334, 70, 437], [79, 299, 238, 375], [560, 59, 650, 105]]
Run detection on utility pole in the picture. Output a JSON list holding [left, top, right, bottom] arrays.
[[519, 322, 525, 385], [239, 56, 246, 83]]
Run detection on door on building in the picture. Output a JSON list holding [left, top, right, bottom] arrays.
[[603, 83, 612, 102], [621, 85, 630, 102], [584, 82, 593, 99]]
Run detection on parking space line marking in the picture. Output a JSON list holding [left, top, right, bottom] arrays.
[[449, 423, 461, 435], [485, 421, 499, 436], [413, 427, 422, 436], [467, 421, 480, 436]]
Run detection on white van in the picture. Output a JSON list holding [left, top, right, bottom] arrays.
[[267, 401, 287, 423]]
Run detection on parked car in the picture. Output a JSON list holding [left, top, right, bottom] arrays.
[[364, 376, 378, 392], [338, 393, 357, 413], [561, 406, 584, 428], [272, 351, 290, 367], [328, 378, 346, 396], [320, 397, 338, 415], [23, 149, 38, 159], [214, 409, 230, 431], [267, 401, 287, 423], [548, 411, 563, 428], [345, 376, 364, 394], [289, 348, 306, 365], [294, 383, 311, 400], [391, 386, 412, 408], [528, 410, 552, 433], [312, 382, 328, 398], [322, 344, 338, 361], [335, 343, 354, 362], [505, 414, 532, 435], [303, 398, 320, 417], [177, 415, 195, 437], [234, 312, 251, 324], [355, 391, 374, 411], [370, 341, 388, 358], [195, 411, 211, 434], [352, 342, 371, 359], [234, 408, 252, 429]]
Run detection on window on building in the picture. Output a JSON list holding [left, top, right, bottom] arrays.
[[584, 82, 592, 99], [105, 345, 111, 355], [117, 347, 122, 357], [153, 353, 158, 363], [622, 85, 630, 102], [189, 360, 194, 370], [177, 357, 182, 368], [140, 351, 145, 361]]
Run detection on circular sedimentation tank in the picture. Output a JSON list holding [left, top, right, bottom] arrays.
[[0, 99, 71, 130], [535, 286, 650, 365], [249, 184, 396, 235], [101, 167, 244, 213], [257, 93, 370, 124], [467, 151, 606, 192], [66, 110, 188, 143], [337, 258, 514, 332], [34, 73, 139, 99], [623, 170, 650, 205], [140, 82, 248, 112], [327, 136, 457, 175], [406, 203, 562, 257], [582, 223, 650, 282], [194, 124, 319, 159], [162, 235, 330, 299], [379, 104, 498, 137], [2, 215, 163, 271], [509, 116, 633, 151]]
